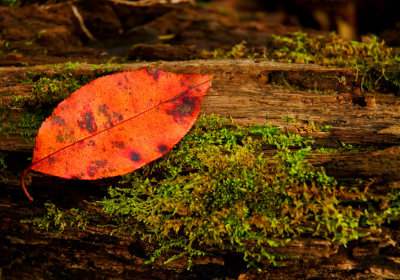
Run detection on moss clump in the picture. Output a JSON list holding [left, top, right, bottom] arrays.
[[28, 203, 89, 232], [0, 153, 6, 170], [0, 111, 48, 141], [0, 65, 91, 141], [29, 114, 400, 269], [25, 114, 399, 268], [23, 62, 124, 108], [201, 32, 400, 93], [0, 152, 8, 183], [0, 62, 124, 142], [30, 75, 88, 107], [27, 65, 95, 108]]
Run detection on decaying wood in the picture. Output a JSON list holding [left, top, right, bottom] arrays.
[[1, 59, 399, 180], [1, 60, 400, 279]]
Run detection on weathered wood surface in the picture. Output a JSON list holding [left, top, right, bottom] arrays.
[[1, 60, 400, 279], [1, 60, 400, 180]]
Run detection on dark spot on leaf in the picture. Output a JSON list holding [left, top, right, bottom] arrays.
[[48, 157, 56, 164], [112, 141, 125, 149], [146, 68, 161, 81], [195, 88, 201, 92], [113, 112, 123, 121], [95, 160, 108, 167], [182, 96, 193, 105], [51, 116, 66, 126], [125, 74, 129, 83], [98, 104, 114, 128], [158, 144, 168, 153], [87, 140, 95, 146], [78, 112, 98, 133], [180, 80, 184, 86], [118, 80, 122, 86], [87, 166, 98, 177], [73, 172, 85, 179], [130, 152, 141, 162], [56, 131, 65, 142], [167, 96, 198, 123]]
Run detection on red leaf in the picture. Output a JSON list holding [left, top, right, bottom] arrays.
[[21, 68, 213, 201]]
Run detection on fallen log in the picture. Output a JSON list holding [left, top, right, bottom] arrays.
[[1, 60, 399, 179], [1, 60, 400, 279]]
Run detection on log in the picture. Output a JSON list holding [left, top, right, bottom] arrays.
[[1, 60, 400, 179], [1, 60, 400, 279]]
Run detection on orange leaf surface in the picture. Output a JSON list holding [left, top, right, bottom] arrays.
[[21, 68, 213, 201]]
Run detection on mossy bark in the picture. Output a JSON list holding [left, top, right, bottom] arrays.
[[1, 60, 400, 178], [1, 61, 400, 279]]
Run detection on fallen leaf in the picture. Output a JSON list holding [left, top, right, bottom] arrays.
[[21, 68, 213, 201]]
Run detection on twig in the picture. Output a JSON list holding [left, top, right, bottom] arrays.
[[107, 0, 194, 7], [70, 4, 97, 42]]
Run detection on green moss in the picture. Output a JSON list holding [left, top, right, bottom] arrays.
[[320, 124, 332, 132], [316, 142, 377, 153], [28, 114, 400, 269], [0, 154, 6, 170], [22, 62, 125, 107], [91, 62, 125, 76], [64, 61, 87, 71], [201, 32, 400, 93], [0, 89, 54, 141], [282, 117, 332, 133], [0, 62, 125, 141], [0, 152, 8, 183], [27, 203, 88, 232], [0, 0, 17, 7], [0, 111, 48, 141], [0, 152, 13, 184], [307, 88, 338, 95], [31, 75, 88, 107]]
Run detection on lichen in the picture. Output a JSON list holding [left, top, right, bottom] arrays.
[[28, 114, 400, 269]]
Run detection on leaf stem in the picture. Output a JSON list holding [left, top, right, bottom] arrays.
[[21, 167, 34, 201]]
